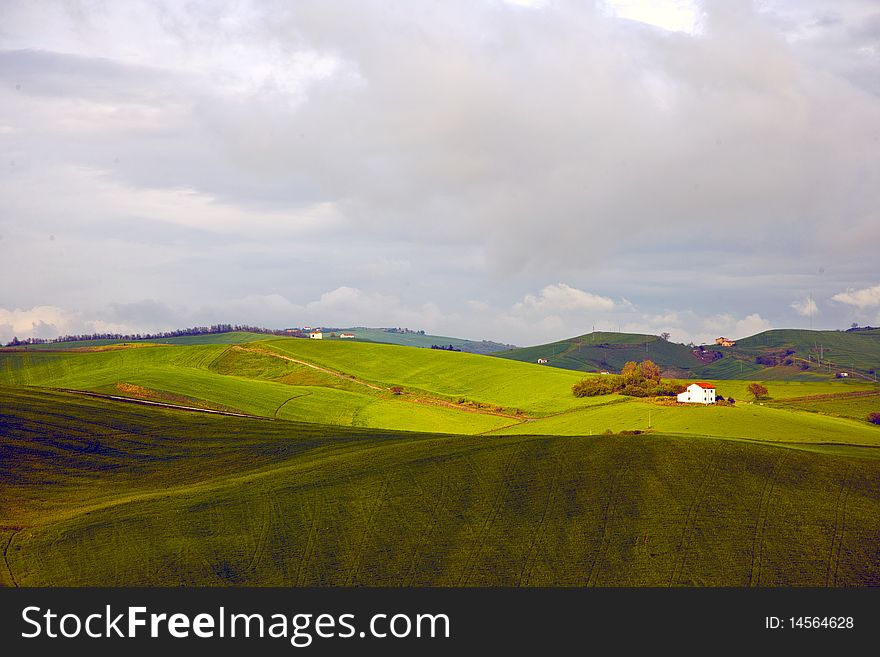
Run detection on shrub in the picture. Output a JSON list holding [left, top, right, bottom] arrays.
[[868, 412, 880, 425], [572, 376, 621, 397], [747, 383, 769, 400], [390, 386, 403, 395]]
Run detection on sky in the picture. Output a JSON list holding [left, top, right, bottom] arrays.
[[1, 0, 878, 347]]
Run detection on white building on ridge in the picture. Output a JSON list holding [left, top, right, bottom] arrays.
[[677, 382, 716, 404], [309, 331, 323, 340]]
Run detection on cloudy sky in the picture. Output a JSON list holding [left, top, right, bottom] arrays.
[[1, 0, 878, 346]]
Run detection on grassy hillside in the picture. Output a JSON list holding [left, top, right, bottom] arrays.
[[0, 344, 516, 434], [733, 329, 880, 375], [1, 331, 275, 350], [3, 386, 879, 587], [495, 329, 880, 382], [333, 328, 514, 354], [1, 338, 877, 438], [491, 397, 880, 445], [493, 332, 698, 374]]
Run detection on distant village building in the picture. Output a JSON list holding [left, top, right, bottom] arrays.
[[677, 382, 716, 404], [714, 337, 736, 347], [340, 332, 355, 339], [537, 358, 548, 364], [599, 371, 610, 375], [309, 331, 323, 340]]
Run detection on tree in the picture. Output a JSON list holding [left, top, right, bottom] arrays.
[[621, 361, 640, 385], [747, 383, 769, 400], [868, 412, 880, 425], [660, 332, 671, 342], [639, 360, 661, 382]]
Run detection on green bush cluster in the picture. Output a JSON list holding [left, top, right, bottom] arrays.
[[572, 360, 680, 398]]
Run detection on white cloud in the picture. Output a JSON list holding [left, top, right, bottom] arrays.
[[832, 284, 880, 309], [621, 310, 773, 346], [0, 305, 148, 344], [1, 1, 878, 342], [734, 313, 773, 339], [514, 284, 616, 314], [603, 0, 702, 35], [791, 296, 818, 316]]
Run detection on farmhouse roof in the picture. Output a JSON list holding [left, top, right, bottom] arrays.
[[692, 382, 715, 389]]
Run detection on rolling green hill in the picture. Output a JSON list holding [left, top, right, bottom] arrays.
[[331, 327, 515, 354], [0, 331, 276, 350], [733, 328, 880, 375], [3, 385, 879, 587], [494, 329, 880, 381], [493, 331, 721, 376], [1, 337, 877, 441]]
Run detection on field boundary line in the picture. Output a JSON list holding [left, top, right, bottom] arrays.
[[587, 463, 630, 587], [669, 456, 718, 586], [2, 528, 22, 588], [458, 446, 522, 585], [273, 392, 313, 419], [518, 444, 564, 586], [345, 477, 392, 585], [53, 388, 262, 419], [748, 454, 787, 587], [826, 465, 853, 587], [295, 490, 325, 586], [405, 469, 449, 586]]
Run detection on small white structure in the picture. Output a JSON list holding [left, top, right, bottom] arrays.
[[599, 371, 610, 375], [309, 331, 323, 340], [537, 358, 548, 364], [340, 332, 355, 339], [677, 382, 716, 404]]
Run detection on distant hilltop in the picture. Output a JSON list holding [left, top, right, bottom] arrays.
[[493, 328, 880, 382]]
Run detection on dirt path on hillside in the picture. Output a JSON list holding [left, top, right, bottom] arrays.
[[233, 345, 385, 390], [53, 388, 265, 419], [234, 345, 527, 421]]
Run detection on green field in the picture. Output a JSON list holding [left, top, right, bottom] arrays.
[[2, 335, 879, 586], [2, 386, 879, 587]]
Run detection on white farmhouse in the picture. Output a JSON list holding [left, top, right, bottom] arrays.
[[309, 331, 323, 340], [677, 382, 716, 404], [537, 358, 548, 364], [339, 332, 355, 339]]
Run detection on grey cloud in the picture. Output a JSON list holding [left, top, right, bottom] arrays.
[[1, 0, 878, 345]]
